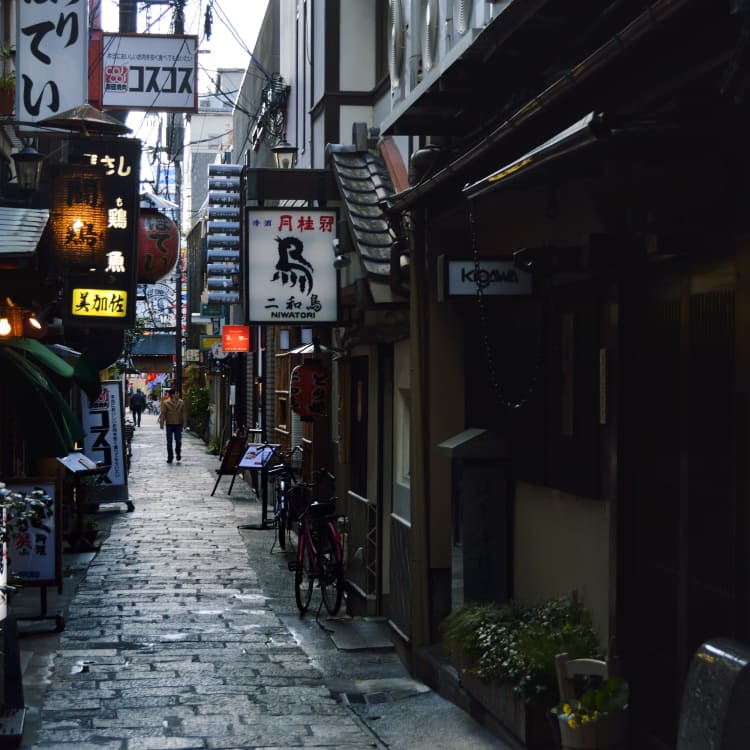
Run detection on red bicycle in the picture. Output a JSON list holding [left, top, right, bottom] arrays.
[[289, 470, 344, 616]]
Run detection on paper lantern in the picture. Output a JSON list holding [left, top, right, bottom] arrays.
[[137, 208, 179, 283], [289, 359, 329, 421], [52, 166, 108, 268]]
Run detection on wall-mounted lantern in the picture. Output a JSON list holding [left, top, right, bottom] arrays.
[[12, 143, 44, 192], [51, 166, 108, 268], [271, 137, 298, 169]]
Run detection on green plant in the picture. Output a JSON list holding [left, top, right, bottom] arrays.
[[183, 364, 210, 436], [555, 676, 629, 728], [0, 45, 15, 93], [206, 435, 222, 455], [441, 593, 601, 707]]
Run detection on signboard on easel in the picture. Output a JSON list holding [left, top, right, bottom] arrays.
[[238, 444, 278, 470], [81, 381, 128, 503]]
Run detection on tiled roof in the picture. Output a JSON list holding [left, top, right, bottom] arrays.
[[327, 145, 395, 278]]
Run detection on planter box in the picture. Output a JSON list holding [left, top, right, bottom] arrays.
[[558, 709, 628, 749], [461, 672, 555, 748]]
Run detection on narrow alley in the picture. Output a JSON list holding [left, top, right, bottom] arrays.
[[12, 413, 505, 750]]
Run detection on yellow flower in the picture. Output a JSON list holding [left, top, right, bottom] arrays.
[[562, 704, 572, 715], [581, 715, 590, 724], [568, 719, 579, 729]]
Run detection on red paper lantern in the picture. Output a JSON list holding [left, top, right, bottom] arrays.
[[137, 208, 179, 283], [289, 359, 329, 421]]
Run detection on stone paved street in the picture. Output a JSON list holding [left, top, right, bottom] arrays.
[[14, 413, 506, 750]]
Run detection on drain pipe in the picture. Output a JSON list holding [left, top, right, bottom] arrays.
[[388, 0, 700, 212]]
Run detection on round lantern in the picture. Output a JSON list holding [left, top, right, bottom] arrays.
[[137, 208, 179, 283], [51, 166, 108, 269], [289, 359, 329, 421]]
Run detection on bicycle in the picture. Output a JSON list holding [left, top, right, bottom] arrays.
[[288, 469, 344, 616], [266, 444, 303, 550]]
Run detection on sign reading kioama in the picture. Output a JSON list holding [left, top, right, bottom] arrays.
[[101, 34, 198, 112], [247, 209, 338, 324]]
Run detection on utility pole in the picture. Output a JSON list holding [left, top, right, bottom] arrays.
[[170, 0, 185, 392]]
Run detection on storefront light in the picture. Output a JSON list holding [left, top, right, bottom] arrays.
[[271, 137, 298, 169]]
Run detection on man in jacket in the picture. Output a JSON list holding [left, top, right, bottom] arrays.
[[159, 388, 187, 463]]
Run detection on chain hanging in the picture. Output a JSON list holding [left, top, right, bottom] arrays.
[[469, 207, 543, 410]]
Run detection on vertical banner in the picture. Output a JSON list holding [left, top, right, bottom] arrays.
[[64, 137, 142, 328], [246, 209, 338, 323], [17, 0, 89, 124], [81, 381, 128, 502]]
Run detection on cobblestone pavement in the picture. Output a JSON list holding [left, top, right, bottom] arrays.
[[16, 413, 506, 750]]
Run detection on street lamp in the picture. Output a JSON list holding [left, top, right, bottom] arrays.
[[271, 137, 298, 169], [12, 143, 44, 192]]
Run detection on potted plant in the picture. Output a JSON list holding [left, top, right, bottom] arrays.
[[554, 676, 629, 749], [0, 45, 15, 115], [440, 593, 602, 747]]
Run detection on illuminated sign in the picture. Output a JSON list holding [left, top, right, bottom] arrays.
[[222, 325, 251, 352], [71, 288, 128, 318], [246, 209, 338, 324]]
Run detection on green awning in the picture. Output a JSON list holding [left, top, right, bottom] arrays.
[[6, 338, 101, 401], [0, 344, 85, 457]]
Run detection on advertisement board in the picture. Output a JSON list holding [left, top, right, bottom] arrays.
[[81, 381, 128, 503], [101, 34, 199, 112]]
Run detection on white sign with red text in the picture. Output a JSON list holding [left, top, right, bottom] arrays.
[[247, 209, 338, 324]]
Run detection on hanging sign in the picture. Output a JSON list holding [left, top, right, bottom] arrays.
[[16, 1, 88, 125], [440, 257, 533, 298], [222, 325, 251, 352], [101, 34, 199, 112], [247, 209, 338, 324]]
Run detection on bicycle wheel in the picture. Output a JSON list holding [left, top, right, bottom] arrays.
[[276, 481, 286, 550], [294, 531, 314, 614], [319, 521, 344, 615]]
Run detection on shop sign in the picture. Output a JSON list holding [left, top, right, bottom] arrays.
[[222, 325, 250, 352], [81, 381, 128, 503], [101, 34, 198, 112], [247, 209, 338, 324], [70, 288, 128, 319], [63, 137, 141, 328], [16, 0, 88, 124], [442, 257, 532, 298]]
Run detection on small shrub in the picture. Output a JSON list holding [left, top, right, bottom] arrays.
[[206, 435, 222, 455], [441, 593, 601, 707]]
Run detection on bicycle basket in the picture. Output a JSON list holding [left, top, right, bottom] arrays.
[[287, 484, 308, 516]]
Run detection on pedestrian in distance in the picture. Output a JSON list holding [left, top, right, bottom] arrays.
[[159, 388, 187, 463], [130, 388, 146, 427]]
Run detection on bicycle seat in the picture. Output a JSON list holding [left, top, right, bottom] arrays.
[[267, 464, 293, 477], [308, 498, 336, 519]]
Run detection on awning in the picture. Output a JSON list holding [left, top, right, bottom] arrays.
[[11, 338, 101, 401], [0, 342, 85, 458], [0, 207, 49, 257], [463, 113, 724, 201]]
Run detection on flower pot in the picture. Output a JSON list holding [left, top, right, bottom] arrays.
[[461, 672, 555, 748], [558, 709, 628, 749]]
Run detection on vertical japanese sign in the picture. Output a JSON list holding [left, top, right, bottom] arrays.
[[64, 137, 141, 328], [6, 480, 61, 589], [81, 381, 128, 502], [246, 209, 338, 323], [16, 0, 88, 124]]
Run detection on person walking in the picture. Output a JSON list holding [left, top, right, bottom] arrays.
[[130, 388, 146, 427], [159, 388, 187, 463]]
